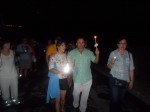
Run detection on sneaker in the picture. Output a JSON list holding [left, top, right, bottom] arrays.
[[12, 99, 21, 105], [4, 100, 12, 107]]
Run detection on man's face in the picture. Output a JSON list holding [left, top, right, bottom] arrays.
[[76, 38, 85, 49]]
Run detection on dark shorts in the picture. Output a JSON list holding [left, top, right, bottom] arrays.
[[59, 78, 68, 90]]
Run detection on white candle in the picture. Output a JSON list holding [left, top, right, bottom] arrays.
[[94, 36, 97, 44]]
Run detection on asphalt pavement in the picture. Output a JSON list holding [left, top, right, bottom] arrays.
[[0, 61, 150, 112]]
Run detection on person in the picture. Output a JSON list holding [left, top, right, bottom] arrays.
[[69, 37, 100, 112], [30, 39, 39, 72], [107, 37, 135, 112], [46, 36, 62, 64], [46, 40, 72, 112], [16, 37, 32, 79], [46, 38, 52, 51], [0, 39, 20, 107]]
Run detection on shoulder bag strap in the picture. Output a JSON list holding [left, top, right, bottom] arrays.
[[128, 51, 131, 72]]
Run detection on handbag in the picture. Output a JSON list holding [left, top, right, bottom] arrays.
[[114, 78, 129, 89], [112, 51, 131, 89]]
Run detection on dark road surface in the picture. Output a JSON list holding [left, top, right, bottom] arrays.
[[0, 61, 150, 112]]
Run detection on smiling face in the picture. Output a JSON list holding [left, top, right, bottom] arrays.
[[57, 42, 66, 54], [117, 38, 127, 51]]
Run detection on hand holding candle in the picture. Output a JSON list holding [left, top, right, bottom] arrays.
[[94, 35, 98, 47], [113, 56, 116, 60], [63, 63, 70, 74], [111, 56, 116, 65], [94, 36, 97, 43]]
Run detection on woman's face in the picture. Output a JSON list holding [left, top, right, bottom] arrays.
[[57, 42, 66, 53], [3, 42, 11, 50], [117, 39, 127, 51]]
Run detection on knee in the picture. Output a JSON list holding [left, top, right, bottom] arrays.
[[61, 98, 65, 103], [55, 99, 60, 104]]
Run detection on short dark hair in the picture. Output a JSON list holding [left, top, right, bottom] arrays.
[[117, 36, 128, 44], [76, 37, 86, 43], [1, 38, 11, 49], [56, 40, 66, 47]]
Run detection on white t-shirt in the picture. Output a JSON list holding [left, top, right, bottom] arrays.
[[0, 50, 18, 78]]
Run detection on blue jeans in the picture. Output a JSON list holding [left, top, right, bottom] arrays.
[[109, 77, 127, 112]]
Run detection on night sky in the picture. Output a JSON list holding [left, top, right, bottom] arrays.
[[0, 1, 149, 43], [0, 1, 150, 76]]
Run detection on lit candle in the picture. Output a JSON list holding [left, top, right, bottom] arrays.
[[94, 36, 97, 44], [19, 74, 22, 77], [63, 63, 70, 74], [94, 35, 98, 47], [114, 56, 116, 60]]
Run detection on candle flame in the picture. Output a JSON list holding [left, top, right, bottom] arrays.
[[64, 63, 70, 73], [94, 36, 97, 39]]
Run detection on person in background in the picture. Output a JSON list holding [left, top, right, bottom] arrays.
[[0, 39, 20, 107], [16, 37, 32, 79], [69, 37, 100, 112], [47, 40, 72, 112], [46, 38, 52, 51], [30, 39, 39, 72], [107, 37, 135, 112], [46, 37, 62, 64]]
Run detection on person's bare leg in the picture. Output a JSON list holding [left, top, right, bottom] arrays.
[[55, 98, 60, 112], [67, 75, 72, 88], [60, 90, 67, 112]]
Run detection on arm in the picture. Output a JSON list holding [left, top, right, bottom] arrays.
[[129, 70, 134, 82], [107, 57, 116, 69], [93, 47, 100, 64], [50, 68, 62, 74], [107, 63, 112, 69], [107, 51, 116, 69], [128, 53, 135, 89], [129, 69, 134, 89]]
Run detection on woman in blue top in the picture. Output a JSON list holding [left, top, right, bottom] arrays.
[[107, 37, 135, 112]]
